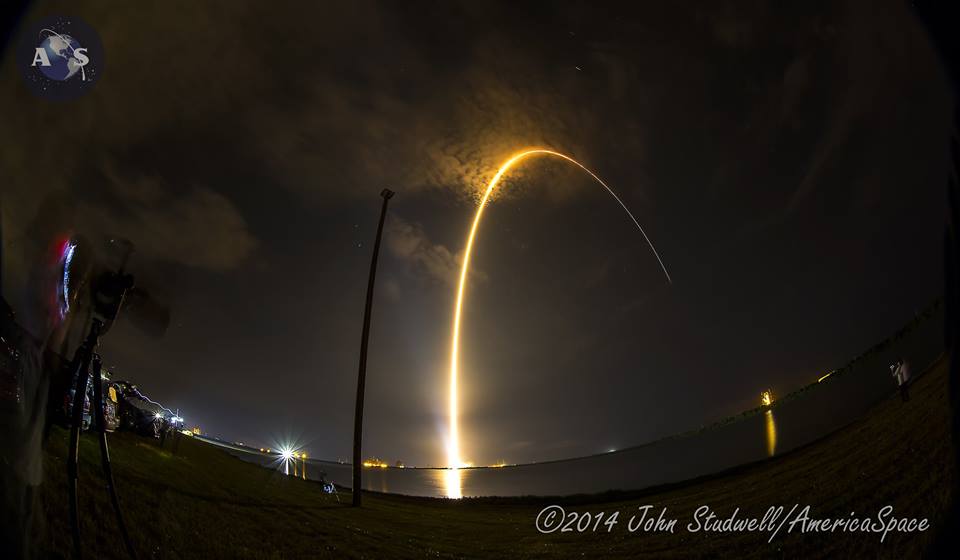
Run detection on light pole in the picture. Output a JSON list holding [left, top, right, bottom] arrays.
[[352, 188, 394, 507]]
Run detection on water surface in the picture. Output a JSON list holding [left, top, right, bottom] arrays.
[[209, 310, 942, 498]]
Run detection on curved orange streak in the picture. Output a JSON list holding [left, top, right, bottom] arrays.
[[448, 149, 670, 469]]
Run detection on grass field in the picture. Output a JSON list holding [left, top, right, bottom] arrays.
[[33, 356, 954, 558]]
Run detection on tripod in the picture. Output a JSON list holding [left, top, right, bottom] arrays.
[[66, 319, 136, 559]]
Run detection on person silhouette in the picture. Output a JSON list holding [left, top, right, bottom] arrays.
[[898, 357, 911, 402], [892, 358, 911, 402]]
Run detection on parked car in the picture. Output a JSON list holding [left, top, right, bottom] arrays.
[[60, 365, 121, 432], [102, 381, 121, 432], [62, 382, 92, 431], [114, 381, 164, 438]]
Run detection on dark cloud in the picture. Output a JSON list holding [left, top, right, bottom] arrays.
[[88, 165, 258, 271]]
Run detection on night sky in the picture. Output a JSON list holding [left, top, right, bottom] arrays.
[[0, 0, 951, 467]]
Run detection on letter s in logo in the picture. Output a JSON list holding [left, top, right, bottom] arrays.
[[74, 47, 89, 67]]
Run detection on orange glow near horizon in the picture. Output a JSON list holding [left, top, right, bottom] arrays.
[[448, 149, 672, 477]]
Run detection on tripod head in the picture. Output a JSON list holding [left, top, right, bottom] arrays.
[[59, 236, 169, 339]]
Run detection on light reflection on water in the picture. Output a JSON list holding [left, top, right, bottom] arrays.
[[444, 468, 463, 499], [764, 410, 777, 457]]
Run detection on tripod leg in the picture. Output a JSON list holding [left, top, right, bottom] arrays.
[[92, 355, 137, 559], [67, 338, 95, 559], [67, 320, 104, 559]]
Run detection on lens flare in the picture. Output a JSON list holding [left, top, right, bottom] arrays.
[[274, 444, 302, 476], [53, 237, 77, 322], [448, 148, 672, 469]]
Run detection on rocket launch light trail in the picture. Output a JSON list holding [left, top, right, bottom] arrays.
[[448, 149, 672, 472]]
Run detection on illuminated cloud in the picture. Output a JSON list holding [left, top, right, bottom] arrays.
[[386, 216, 466, 287]]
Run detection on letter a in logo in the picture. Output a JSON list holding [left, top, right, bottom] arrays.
[[32, 47, 51, 67]]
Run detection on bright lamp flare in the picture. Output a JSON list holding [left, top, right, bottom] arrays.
[[448, 148, 672, 469], [275, 444, 302, 476]]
